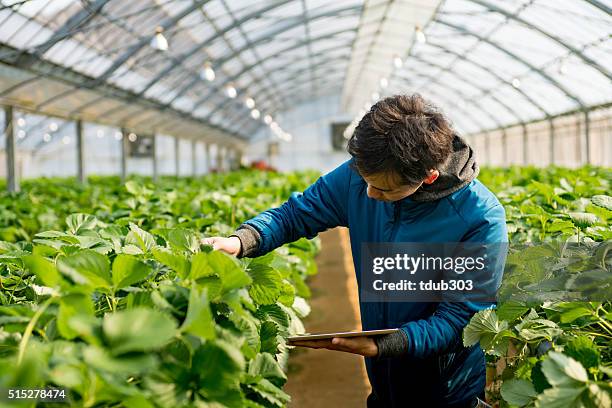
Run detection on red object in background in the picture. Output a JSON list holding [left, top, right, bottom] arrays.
[[251, 160, 277, 172]]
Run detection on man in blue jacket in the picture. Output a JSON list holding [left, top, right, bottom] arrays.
[[205, 94, 507, 407]]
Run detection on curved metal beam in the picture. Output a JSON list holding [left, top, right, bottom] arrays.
[[130, 0, 295, 98], [195, 5, 360, 91], [226, 70, 347, 130], [188, 28, 354, 112], [9, 0, 111, 63], [436, 19, 586, 108], [424, 41, 550, 117], [250, 85, 486, 143], [34, 0, 212, 111], [122, 51, 347, 131], [584, 0, 611, 15], [91, 0, 211, 85], [201, 50, 352, 120], [467, 0, 611, 81], [407, 54, 525, 125]]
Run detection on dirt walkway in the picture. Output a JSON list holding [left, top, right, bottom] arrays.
[[285, 228, 370, 407]]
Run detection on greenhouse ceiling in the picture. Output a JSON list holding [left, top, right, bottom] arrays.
[[0, 0, 610, 145]]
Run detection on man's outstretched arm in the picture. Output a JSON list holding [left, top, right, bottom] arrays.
[[204, 161, 352, 258]]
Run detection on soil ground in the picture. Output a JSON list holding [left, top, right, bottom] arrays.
[[285, 228, 371, 407]]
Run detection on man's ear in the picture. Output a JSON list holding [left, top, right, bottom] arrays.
[[423, 169, 439, 185]]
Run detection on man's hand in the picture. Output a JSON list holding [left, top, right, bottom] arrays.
[[288, 336, 378, 357], [201, 236, 241, 256]]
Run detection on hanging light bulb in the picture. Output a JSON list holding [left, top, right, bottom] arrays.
[[43, 133, 51, 142], [62, 136, 70, 145], [263, 114, 273, 125], [150, 26, 168, 51], [393, 55, 403, 69], [250, 109, 260, 119], [415, 25, 426, 44], [558, 60, 568, 75], [284, 133, 293, 142], [201, 62, 215, 81], [371, 92, 380, 101], [511, 78, 521, 88], [17, 117, 26, 127], [17, 129, 26, 139], [128, 132, 137, 142], [114, 131, 123, 140], [244, 97, 255, 109], [48, 122, 58, 132], [96, 129, 105, 138], [225, 84, 237, 98], [379, 77, 389, 88]]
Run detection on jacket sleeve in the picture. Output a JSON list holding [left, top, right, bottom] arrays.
[[240, 161, 352, 257], [398, 204, 508, 359]]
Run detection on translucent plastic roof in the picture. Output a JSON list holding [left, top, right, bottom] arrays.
[[0, 0, 610, 141]]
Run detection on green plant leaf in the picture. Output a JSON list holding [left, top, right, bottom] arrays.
[[501, 378, 537, 407], [193, 340, 245, 395], [541, 352, 588, 387], [463, 309, 509, 351], [248, 262, 282, 305], [591, 195, 612, 211], [112, 254, 152, 289], [260, 321, 280, 355], [563, 336, 600, 369], [83, 345, 158, 374], [248, 353, 287, 386], [65, 213, 97, 235], [23, 254, 61, 287], [207, 251, 251, 293], [163, 228, 200, 253], [560, 307, 593, 323], [125, 223, 156, 252], [497, 301, 529, 322], [152, 248, 190, 279], [180, 286, 215, 340], [190, 252, 214, 280], [57, 249, 111, 289], [536, 385, 586, 408], [103, 308, 177, 354], [57, 293, 95, 340], [245, 377, 290, 407], [569, 212, 600, 228]]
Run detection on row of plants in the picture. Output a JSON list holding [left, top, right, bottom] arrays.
[[465, 166, 611, 407], [0, 171, 319, 407]]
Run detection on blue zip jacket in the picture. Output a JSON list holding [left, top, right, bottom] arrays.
[[243, 157, 507, 407]]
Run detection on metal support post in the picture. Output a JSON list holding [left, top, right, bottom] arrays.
[[549, 119, 555, 166], [4, 106, 18, 192], [174, 136, 180, 177], [522, 124, 528, 165], [120, 128, 128, 182], [152, 134, 158, 182], [76, 120, 85, 184], [191, 139, 197, 176], [584, 110, 590, 165]]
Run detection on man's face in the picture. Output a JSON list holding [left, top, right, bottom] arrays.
[[361, 172, 423, 202]]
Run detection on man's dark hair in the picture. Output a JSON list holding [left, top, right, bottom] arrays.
[[347, 94, 455, 185]]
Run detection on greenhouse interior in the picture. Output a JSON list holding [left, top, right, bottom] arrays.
[[0, 0, 610, 407]]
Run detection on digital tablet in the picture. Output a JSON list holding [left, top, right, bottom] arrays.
[[288, 328, 399, 342]]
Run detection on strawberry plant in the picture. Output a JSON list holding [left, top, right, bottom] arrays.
[[0, 171, 319, 407], [466, 166, 611, 407]]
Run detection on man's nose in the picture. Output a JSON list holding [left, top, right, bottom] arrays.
[[367, 186, 381, 200]]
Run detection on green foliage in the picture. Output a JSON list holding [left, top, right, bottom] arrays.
[[466, 166, 611, 407], [0, 171, 319, 407]]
